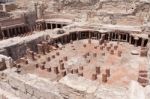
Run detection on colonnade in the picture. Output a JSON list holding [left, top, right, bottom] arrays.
[[51, 31, 148, 47], [34, 21, 67, 31], [45, 22, 67, 29], [0, 25, 28, 39], [0, 20, 148, 47], [0, 21, 68, 40]]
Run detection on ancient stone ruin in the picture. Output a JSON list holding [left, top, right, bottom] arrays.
[[0, 0, 150, 99]]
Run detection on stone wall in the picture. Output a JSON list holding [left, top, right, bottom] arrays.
[[0, 17, 25, 27], [0, 69, 150, 99], [0, 70, 63, 99], [0, 72, 129, 99], [5, 3, 17, 12], [0, 32, 46, 60], [0, 11, 10, 18]]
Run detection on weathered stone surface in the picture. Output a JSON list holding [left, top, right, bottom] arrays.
[[0, 88, 20, 99], [2, 69, 63, 99]]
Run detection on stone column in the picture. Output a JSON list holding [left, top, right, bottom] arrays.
[[14, 28, 17, 36], [78, 32, 81, 40], [38, 23, 41, 30], [61, 24, 63, 28], [101, 34, 104, 39], [24, 26, 28, 33], [51, 23, 53, 29], [88, 31, 90, 39], [126, 34, 128, 42], [10, 28, 13, 37], [26, 50, 35, 60], [97, 33, 99, 39], [60, 70, 66, 77], [46, 23, 48, 29], [60, 63, 65, 70], [70, 33, 73, 41], [53, 66, 59, 74], [0, 28, 2, 39], [2, 4, 6, 12], [22, 26, 25, 33], [17, 27, 21, 34], [37, 25, 39, 31], [56, 24, 58, 28], [98, 33, 100, 39], [102, 74, 107, 83], [108, 33, 111, 41], [42, 41, 49, 53], [63, 56, 68, 61], [1, 30, 5, 39], [134, 37, 139, 47], [77, 32, 79, 40], [96, 66, 100, 74], [63, 35, 67, 43], [68, 35, 70, 43], [129, 35, 132, 44], [73, 68, 78, 74], [118, 34, 121, 43], [114, 33, 117, 40], [7, 29, 10, 37], [21, 26, 24, 34], [92, 74, 97, 80], [106, 69, 110, 77], [22, 26, 26, 33], [37, 44, 45, 54], [66, 35, 68, 43], [141, 39, 145, 47], [61, 37, 64, 44], [76, 32, 79, 40]]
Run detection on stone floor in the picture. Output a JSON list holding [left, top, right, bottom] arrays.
[[16, 39, 148, 87]]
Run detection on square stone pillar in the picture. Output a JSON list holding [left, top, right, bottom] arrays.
[[50, 23, 53, 29], [14, 28, 17, 36], [141, 39, 145, 47], [46, 23, 48, 29], [1, 30, 5, 39], [129, 36, 132, 44], [42, 41, 49, 53], [118, 34, 121, 43], [7, 29, 10, 37], [37, 44, 45, 54], [134, 37, 139, 47], [126, 34, 128, 42]]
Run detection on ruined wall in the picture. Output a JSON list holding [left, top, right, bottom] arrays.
[[0, 5, 3, 10], [0, 55, 13, 70], [3, 35, 45, 60], [44, 13, 75, 20], [0, 72, 129, 99], [0, 17, 25, 27], [5, 3, 17, 12], [0, 11, 10, 18], [0, 71, 63, 99]]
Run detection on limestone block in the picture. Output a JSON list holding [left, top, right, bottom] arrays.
[[25, 84, 34, 96], [8, 76, 26, 93]]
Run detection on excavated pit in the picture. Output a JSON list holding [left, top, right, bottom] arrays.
[[15, 39, 149, 87]]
